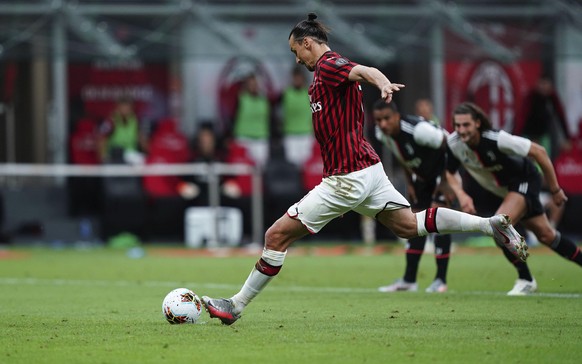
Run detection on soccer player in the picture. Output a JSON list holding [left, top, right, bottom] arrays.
[[201, 13, 528, 325], [373, 100, 452, 293], [446, 102, 581, 295]]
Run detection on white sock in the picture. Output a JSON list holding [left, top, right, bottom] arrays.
[[231, 248, 287, 313], [416, 208, 493, 236]]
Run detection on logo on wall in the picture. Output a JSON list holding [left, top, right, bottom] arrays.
[[445, 60, 540, 132], [466, 62, 514, 130]]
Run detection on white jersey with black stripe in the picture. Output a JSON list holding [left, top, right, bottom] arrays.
[[376, 115, 447, 181], [446, 129, 534, 198]]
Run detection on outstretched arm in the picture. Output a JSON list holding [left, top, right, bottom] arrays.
[[445, 170, 476, 214], [528, 142, 568, 206], [348, 65, 404, 103]]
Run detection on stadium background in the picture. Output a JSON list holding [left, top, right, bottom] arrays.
[[0, 0, 581, 246]]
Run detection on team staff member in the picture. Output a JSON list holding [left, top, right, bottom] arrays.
[[200, 14, 527, 325], [98, 97, 148, 162], [373, 101, 451, 293], [446, 102, 581, 295]]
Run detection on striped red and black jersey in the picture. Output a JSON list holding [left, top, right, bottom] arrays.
[[309, 51, 380, 177]]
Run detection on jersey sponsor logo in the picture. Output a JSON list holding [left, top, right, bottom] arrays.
[[472, 163, 503, 172], [405, 157, 422, 169], [310, 101, 322, 113], [463, 157, 504, 172], [462, 150, 502, 171]]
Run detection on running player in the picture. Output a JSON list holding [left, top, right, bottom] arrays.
[[200, 14, 528, 325], [446, 102, 581, 295], [373, 100, 452, 293]]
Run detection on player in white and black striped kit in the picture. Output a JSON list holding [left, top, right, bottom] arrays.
[[446, 102, 581, 295], [373, 100, 452, 293]]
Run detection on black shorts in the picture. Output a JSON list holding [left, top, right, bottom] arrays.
[[461, 169, 544, 219], [461, 170, 503, 216], [410, 177, 438, 211], [507, 171, 545, 220]]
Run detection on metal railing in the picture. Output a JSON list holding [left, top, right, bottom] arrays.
[[0, 162, 264, 245]]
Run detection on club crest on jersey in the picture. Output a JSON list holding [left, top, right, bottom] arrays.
[[335, 58, 348, 66], [486, 151, 496, 162], [405, 143, 414, 155]]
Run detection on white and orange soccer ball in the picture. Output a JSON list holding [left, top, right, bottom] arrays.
[[162, 288, 203, 324]]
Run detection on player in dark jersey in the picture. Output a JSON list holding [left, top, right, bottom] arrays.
[[446, 102, 581, 295], [200, 14, 527, 325], [373, 100, 452, 293]]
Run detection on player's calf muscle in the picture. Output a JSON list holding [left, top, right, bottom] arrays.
[[377, 209, 418, 239]]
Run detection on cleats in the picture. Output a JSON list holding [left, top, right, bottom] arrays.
[[489, 214, 529, 262], [378, 279, 418, 292], [425, 278, 448, 293], [201, 296, 241, 325], [507, 278, 537, 296]]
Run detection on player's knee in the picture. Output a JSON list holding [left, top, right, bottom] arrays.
[[264, 226, 279, 248], [389, 225, 418, 240], [398, 229, 419, 240], [536, 228, 557, 245], [264, 224, 286, 251], [377, 211, 419, 240]]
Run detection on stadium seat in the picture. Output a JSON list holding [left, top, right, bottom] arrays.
[[67, 118, 102, 217], [263, 144, 304, 227], [142, 118, 192, 241]]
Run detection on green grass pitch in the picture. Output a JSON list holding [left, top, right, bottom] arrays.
[[0, 244, 581, 363]]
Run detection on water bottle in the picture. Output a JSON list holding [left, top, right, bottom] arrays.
[[79, 218, 93, 244]]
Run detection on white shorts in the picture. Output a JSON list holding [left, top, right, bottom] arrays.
[[287, 162, 410, 233]]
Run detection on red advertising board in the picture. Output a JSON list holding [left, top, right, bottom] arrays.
[[555, 146, 582, 194], [445, 60, 541, 132], [68, 60, 169, 122]]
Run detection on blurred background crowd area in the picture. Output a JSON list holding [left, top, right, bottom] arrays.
[[0, 0, 581, 245]]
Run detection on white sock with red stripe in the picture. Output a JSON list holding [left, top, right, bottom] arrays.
[[416, 207, 493, 236], [231, 248, 287, 314]]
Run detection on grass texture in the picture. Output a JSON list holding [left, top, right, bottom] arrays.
[[0, 245, 581, 363]]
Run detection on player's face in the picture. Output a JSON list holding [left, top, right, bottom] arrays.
[[374, 107, 400, 136], [453, 113, 481, 146], [415, 100, 433, 121], [289, 36, 315, 72]]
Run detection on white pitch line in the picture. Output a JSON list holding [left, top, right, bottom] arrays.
[[0, 277, 580, 299]]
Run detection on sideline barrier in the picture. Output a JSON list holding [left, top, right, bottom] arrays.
[[0, 163, 263, 245]]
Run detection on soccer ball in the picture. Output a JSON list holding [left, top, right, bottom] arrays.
[[162, 288, 203, 324]]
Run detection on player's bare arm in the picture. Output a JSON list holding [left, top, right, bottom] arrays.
[[348, 65, 404, 102], [527, 142, 568, 205], [436, 176, 456, 206], [445, 170, 476, 214], [403, 170, 418, 204]]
